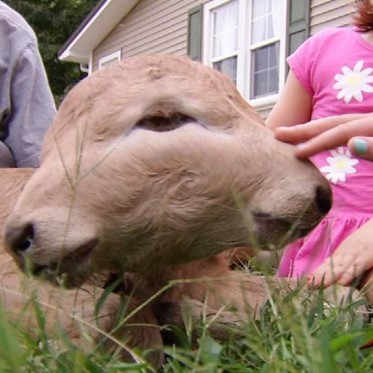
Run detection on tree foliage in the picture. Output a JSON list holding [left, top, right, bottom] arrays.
[[4, 0, 97, 104]]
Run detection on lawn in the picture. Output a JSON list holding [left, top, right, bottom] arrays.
[[0, 266, 372, 373]]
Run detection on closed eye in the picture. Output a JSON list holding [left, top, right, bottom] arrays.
[[135, 113, 195, 132]]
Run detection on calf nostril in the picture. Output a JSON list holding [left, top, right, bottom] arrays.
[[5, 223, 35, 254], [315, 185, 332, 216], [32, 263, 49, 277]]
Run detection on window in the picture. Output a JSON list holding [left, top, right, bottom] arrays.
[[204, 0, 240, 85], [250, 0, 283, 99], [98, 50, 121, 69], [211, 0, 238, 84], [203, 0, 287, 106]]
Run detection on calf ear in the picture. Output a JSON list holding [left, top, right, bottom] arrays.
[[187, 5, 203, 62]]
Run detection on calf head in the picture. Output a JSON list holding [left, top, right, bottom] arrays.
[[4, 56, 331, 286]]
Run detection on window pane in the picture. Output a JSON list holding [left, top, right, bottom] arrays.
[[250, 42, 279, 98], [252, 0, 266, 18], [212, 0, 238, 58], [271, 1, 283, 39], [253, 71, 268, 97], [267, 14, 274, 39], [213, 56, 237, 85], [251, 0, 283, 43], [269, 42, 278, 68], [268, 67, 279, 93], [268, 0, 272, 12], [251, 18, 266, 44], [254, 46, 269, 70]]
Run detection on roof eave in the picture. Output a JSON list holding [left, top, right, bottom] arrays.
[[58, 0, 139, 64]]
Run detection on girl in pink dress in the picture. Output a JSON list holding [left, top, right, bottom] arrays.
[[267, 0, 373, 281]]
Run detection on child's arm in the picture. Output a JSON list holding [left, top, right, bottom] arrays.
[[266, 70, 313, 130], [308, 218, 373, 287]]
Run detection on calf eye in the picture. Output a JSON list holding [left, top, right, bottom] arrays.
[[135, 113, 195, 132]]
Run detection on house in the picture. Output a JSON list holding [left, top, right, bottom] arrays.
[[58, 0, 354, 117]]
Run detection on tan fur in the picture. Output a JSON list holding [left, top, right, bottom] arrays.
[[0, 56, 364, 367], [0, 169, 134, 357], [5, 56, 332, 278]]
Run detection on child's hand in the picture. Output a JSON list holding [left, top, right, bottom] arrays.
[[274, 113, 373, 160], [308, 219, 373, 287]]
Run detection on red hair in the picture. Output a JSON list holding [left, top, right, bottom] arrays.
[[353, 0, 373, 32]]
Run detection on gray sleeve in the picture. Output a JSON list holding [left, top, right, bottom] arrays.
[[5, 42, 56, 168]]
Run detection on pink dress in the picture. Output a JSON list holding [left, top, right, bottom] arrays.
[[278, 27, 373, 278]]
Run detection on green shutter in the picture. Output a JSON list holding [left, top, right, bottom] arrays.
[[187, 5, 203, 61], [287, 0, 310, 57]]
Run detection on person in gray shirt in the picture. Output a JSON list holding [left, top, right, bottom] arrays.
[[0, 1, 56, 168]]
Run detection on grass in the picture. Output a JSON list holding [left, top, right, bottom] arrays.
[[161, 286, 373, 373], [0, 265, 372, 373]]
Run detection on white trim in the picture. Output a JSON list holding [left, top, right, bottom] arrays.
[[236, 0, 247, 95], [249, 93, 279, 107], [98, 50, 121, 69], [88, 52, 93, 75], [61, 51, 89, 62], [211, 52, 237, 63], [278, 1, 288, 90], [249, 37, 281, 50], [79, 63, 89, 73]]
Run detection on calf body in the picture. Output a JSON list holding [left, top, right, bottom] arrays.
[[0, 56, 358, 366]]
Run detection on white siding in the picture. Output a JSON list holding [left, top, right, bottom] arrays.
[[92, 0, 205, 70], [310, 0, 354, 34]]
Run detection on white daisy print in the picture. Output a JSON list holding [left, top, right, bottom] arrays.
[[319, 147, 359, 184], [333, 60, 373, 104]]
